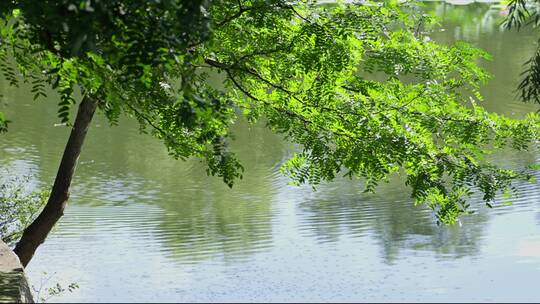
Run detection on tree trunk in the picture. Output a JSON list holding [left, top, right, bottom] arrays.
[[14, 96, 98, 267]]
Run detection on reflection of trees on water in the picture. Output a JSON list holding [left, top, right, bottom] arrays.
[[140, 119, 286, 263], [296, 149, 538, 265], [156, 195, 274, 263], [297, 178, 488, 264], [1, 78, 286, 263], [371, 199, 488, 264], [79, 117, 286, 263]]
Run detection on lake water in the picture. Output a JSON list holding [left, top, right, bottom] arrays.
[[1, 3, 539, 302]]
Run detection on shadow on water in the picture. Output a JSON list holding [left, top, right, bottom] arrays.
[[296, 181, 489, 264]]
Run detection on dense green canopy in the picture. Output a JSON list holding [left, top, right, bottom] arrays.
[[1, 0, 538, 225]]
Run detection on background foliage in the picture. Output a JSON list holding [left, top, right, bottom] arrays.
[[504, 0, 540, 105], [0, 174, 48, 246]]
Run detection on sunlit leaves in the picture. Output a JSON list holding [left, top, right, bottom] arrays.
[[0, 112, 9, 133], [208, 1, 538, 224]]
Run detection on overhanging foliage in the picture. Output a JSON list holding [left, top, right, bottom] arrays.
[[0, 0, 538, 225]]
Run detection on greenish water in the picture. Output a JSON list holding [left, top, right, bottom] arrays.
[[1, 3, 540, 302]]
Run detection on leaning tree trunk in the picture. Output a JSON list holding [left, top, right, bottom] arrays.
[[14, 96, 97, 267]]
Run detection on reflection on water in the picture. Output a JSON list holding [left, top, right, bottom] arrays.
[[0, 2, 539, 302], [296, 180, 489, 263]]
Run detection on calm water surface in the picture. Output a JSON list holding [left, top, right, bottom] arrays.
[[1, 3, 540, 302]]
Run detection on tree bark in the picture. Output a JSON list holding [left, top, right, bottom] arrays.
[[14, 96, 98, 267]]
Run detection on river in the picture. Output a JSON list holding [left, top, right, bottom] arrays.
[[1, 2, 539, 302]]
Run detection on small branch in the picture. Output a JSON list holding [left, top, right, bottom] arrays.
[[222, 66, 356, 141], [124, 101, 200, 155], [216, 5, 256, 27], [279, 4, 311, 23]]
